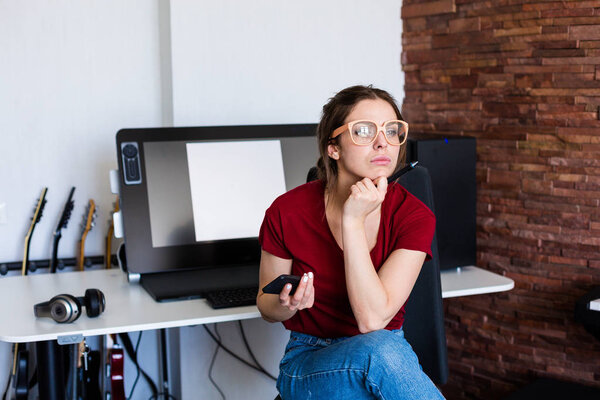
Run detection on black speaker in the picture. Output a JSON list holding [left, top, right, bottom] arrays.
[[406, 134, 476, 270]]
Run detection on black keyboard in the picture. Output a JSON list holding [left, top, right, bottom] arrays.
[[204, 286, 258, 309]]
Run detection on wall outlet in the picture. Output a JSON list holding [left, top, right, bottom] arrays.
[[0, 203, 6, 225]]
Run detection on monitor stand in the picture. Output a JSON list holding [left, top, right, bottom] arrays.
[[139, 264, 260, 302]]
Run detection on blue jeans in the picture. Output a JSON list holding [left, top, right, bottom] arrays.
[[277, 329, 445, 400]]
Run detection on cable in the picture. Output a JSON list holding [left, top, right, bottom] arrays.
[[238, 321, 277, 381], [208, 324, 226, 400], [202, 325, 276, 381], [118, 332, 158, 397], [126, 331, 143, 400]]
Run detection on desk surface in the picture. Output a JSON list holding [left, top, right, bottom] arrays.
[[441, 265, 514, 299], [1, 266, 514, 343], [0, 269, 259, 343]]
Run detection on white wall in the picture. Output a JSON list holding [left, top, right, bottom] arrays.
[[170, 0, 404, 126], [0, 1, 403, 399]]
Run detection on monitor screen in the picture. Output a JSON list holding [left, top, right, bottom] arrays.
[[117, 124, 318, 275]]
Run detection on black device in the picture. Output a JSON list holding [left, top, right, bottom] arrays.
[[116, 124, 319, 301], [120, 142, 142, 185], [262, 274, 302, 296], [406, 134, 476, 270], [33, 289, 105, 323]]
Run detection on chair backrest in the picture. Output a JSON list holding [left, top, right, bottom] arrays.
[[399, 166, 448, 385], [305, 166, 448, 385]]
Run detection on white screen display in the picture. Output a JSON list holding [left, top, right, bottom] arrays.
[[186, 140, 286, 242]]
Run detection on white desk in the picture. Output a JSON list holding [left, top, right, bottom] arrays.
[[441, 265, 514, 299], [0, 269, 259, 344], [0, 266, 513, 343]]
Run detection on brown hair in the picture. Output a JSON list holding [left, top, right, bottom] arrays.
[[315, 85, 407, 191]]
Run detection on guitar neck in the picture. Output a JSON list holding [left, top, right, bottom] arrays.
[[78, 233, 89, 271], [78, 199, 96, 271], [22, 187, 48, 276], [49, 231, 62, 273], [105, 224, 113, 269]]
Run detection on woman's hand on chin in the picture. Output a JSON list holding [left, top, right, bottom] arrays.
[[343, 176, 388, 222]]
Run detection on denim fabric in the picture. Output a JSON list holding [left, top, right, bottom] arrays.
[[277, 329, 445, 400]]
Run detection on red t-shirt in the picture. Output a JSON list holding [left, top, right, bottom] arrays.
[[258, 179, 435, 338]]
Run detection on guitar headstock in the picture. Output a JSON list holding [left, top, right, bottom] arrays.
[[78, 199, 98, 270], [56, 187, 76, 234], [32, 188, 48, 226], [23, 187, 48, 275], [81, 199, 97, 237]]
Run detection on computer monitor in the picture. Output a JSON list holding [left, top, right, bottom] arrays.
[[116, 124, 318, 300]]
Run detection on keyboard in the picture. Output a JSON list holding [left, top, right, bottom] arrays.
[[204, 286, 258, 309]]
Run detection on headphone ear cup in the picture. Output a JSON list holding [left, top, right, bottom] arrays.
[[83, 289, 105, 318], [50, 294, 81, 323]]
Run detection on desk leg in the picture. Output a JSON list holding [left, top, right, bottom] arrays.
[[158, 329, 170, 398], [35, 340, 66, 400]]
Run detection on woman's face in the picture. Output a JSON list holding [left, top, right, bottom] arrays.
[[328, 98, 400, 183]]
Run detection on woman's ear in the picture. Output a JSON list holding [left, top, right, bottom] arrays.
[[327, 143, 340, 160]]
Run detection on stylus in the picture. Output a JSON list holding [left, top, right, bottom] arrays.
[[388, 161, 418, 183]]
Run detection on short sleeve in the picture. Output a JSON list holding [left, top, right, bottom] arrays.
[[258, 204, 293, 260], [392, 199, 436, 260]]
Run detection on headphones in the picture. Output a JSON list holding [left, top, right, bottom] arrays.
[[34, 288, 106, 323]]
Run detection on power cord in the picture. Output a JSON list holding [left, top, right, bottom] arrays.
[[126, 331, 143, 400], [118, 332, 158, 398], [201, 324, 276, 381], [208, 324, 226, 400], [238, 321, 277, 381]]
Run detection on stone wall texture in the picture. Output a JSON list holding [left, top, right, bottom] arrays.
[[401, 0, 600, 398]]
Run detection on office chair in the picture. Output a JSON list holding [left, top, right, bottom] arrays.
[[398, 165, 449, 385], [273, 166, 448, 399]]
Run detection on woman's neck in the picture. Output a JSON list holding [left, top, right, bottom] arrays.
[[325, 174, 365, 214]]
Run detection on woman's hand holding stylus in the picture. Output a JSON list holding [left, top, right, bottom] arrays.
[[279, 272, 314, 311]]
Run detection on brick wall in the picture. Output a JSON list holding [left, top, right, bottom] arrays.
[[401, 0, 600, 398]]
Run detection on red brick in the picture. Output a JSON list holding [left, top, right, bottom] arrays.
[[542, 26, 569, 34], [532, 49, 586, 58], [450, 74, 478, 88], [580, 40, 600, 49], [402, 48, 457, 64], [522, 179, 553, 195], [449, 17, 481, 33], [531, 40, 580, 50], [552, 16, 600, 26], [494, 26, 542, 37], [542, 56, 600, 65], [541, 8, 595, 18], [402, 0, 456, 18], [570, 25, 600, 40]]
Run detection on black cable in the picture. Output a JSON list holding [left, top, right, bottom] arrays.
[[126, 331, 143, 400], [201, 325, 276, 381], [208, 324, 226, 400], [238, 320, 277, 381], [118, 332, 158, 397]]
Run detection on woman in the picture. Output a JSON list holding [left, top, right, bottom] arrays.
[[257, 85, 445, 399]]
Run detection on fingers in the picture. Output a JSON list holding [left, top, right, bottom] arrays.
[[279, 272, 314, 311], [351, 178, 385, 201], [375, 176, 388, 195]]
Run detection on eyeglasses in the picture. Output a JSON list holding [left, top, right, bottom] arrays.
[[330, 120, 409, 146]]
